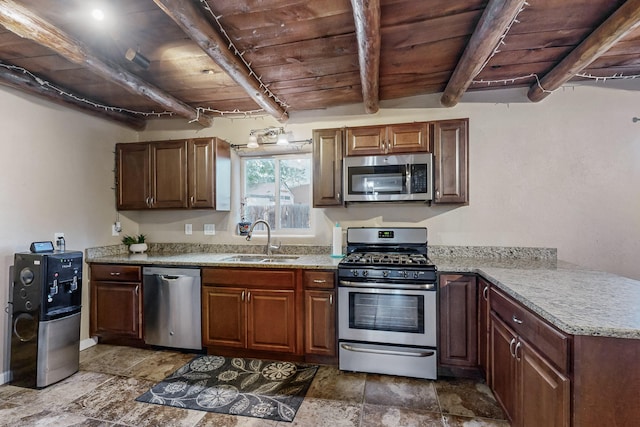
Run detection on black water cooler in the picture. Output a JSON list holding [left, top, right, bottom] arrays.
[[9, 250, 83, 388]]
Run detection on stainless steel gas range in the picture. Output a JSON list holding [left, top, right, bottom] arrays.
[[337, 227, 438, 380]]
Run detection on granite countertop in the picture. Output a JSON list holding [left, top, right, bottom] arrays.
[[87, 251, 343, 269], [86, 246, 640, 340]]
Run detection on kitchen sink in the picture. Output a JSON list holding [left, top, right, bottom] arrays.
[[220, 255, 299, 263]]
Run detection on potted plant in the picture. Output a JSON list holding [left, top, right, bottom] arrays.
[[122, 234, 147, 253]]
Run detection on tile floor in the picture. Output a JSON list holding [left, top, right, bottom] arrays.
[[0, 344, 508, 426]]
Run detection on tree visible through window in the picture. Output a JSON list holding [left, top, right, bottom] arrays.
[[242, 154, 312, 231]]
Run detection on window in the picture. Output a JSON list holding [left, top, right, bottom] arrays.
[[241, 153, 312, 232]]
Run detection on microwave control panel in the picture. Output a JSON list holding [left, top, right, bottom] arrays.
[[410, 164, 428, 193]]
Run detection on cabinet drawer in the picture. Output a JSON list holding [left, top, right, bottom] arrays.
[[490, 287, 570, 373], [303, 270, 335, 289], [91, 264, 141, 282], [203, 267, 295, 289]]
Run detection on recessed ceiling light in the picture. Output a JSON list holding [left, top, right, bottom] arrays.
[[91, 9, 105, 21]]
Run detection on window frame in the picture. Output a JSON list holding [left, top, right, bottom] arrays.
[[240, 152, 314, 236]]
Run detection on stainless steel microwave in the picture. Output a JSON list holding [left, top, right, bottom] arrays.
[[343, 153, 433, 203]]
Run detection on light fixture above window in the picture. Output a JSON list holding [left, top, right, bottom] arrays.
[[245, 127, 288, 148]]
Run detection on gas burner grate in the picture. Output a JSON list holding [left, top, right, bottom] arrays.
[[343, 252, 429, 265]]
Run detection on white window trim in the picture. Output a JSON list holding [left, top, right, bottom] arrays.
[[240, 152, 314, 236]]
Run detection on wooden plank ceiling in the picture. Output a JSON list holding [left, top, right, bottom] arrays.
[[0, 0, 638, 129]]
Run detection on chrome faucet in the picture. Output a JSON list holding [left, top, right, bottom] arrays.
[[246, 219, 281, 256]]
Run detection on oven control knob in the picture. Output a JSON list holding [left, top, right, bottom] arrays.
[[351, 270, 358, 277], [402, 270, 408, 278], [362, 270, 368, 277], [383, 270, 389, 278], [414, 272, 420, 278]]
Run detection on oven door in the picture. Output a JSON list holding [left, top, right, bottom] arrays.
[[338, 285, 436, 347]]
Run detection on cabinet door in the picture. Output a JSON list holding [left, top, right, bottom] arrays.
[[490, 313, 518, 425], [388, 122, 429, 153], [116, 143, 150, 210], [519, 337, 570, 427], [91, 282, 142, 339], [345, 126, 386, 155], [202, 286, 246, 348], [439, 274, 477, 368], [433, 119, 468, 204], [304, 290, 336, 356], [247, 289, 296, 353], [313, 129, 343, 206], [188, 138, 215, 208], [151, 140, 188, 208], [478, 278, 491, 382]]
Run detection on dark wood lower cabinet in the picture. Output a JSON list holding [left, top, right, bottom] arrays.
[[438, 274, 479, 376], [201, 268, 299, 358], [478, 278, 491, 382], [90, 264, 143, 344]]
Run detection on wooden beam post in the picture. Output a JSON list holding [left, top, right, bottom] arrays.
[[350, 0, 381, 114], [153, 0, 289, 122], [440, 0, 527, 108], [0, 62, 146, 130], [0, 0, 212, 127], [528, 0, 640, 102]]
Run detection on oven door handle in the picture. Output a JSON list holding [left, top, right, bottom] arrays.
[[339, 280, 435, 290], [341, 343, 435, 358]]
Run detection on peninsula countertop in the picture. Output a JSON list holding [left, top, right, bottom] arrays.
[[86, 250, 640, 340]]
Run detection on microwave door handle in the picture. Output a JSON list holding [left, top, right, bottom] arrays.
[[406, 164, 411, 193]]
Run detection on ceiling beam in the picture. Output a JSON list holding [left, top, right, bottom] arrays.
[[0, 62, 146, 130], [440, 0, 527, 108], [350, 0, 381, 114], [0, 0, 212, 127], [153, 0, 289, 122], [528, 0, 640, 102]]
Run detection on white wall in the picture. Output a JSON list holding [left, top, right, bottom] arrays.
[[0, 87, 137, 377], [126, 84, 640, 281]]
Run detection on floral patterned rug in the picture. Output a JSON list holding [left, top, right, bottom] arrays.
[[136, 355, 318, 422]]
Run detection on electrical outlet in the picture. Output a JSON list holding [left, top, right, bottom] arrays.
[[204, 224, 215, 235], [111, 224, 120, 236], [185, 223, 192, 235]]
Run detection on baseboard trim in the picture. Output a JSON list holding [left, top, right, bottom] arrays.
[[0, 370, 10, 385], [80, 337, 98, 351]]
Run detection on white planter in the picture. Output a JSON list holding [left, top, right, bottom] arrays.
[[129, 243, 148, 254]]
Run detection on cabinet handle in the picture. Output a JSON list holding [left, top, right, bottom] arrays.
[[241, 291, 245, 301], [190, 196, 194, 205], [435, 189, 440, 198], [509, 338, 516, 358], [109, 272, 121, 276], [313, 279, 327, 284], [247, 291, 251, 302], [329, 294, 333, 305], [135, 285, 139, 296], [482, 286, 488, 300], [514, 341, 522, 361], [512, 314, 523, 324]]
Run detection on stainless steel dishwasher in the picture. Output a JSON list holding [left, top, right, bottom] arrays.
[[142, 267, 202, 350]]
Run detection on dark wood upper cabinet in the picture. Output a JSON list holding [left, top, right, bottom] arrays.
[[312, 128, 343, 207], [116, 137, 230, 210], [116, 143, 151, 210], [345, 122, 428, 155], [151, 139, 188, 208], [433, 119, 469, 204]]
